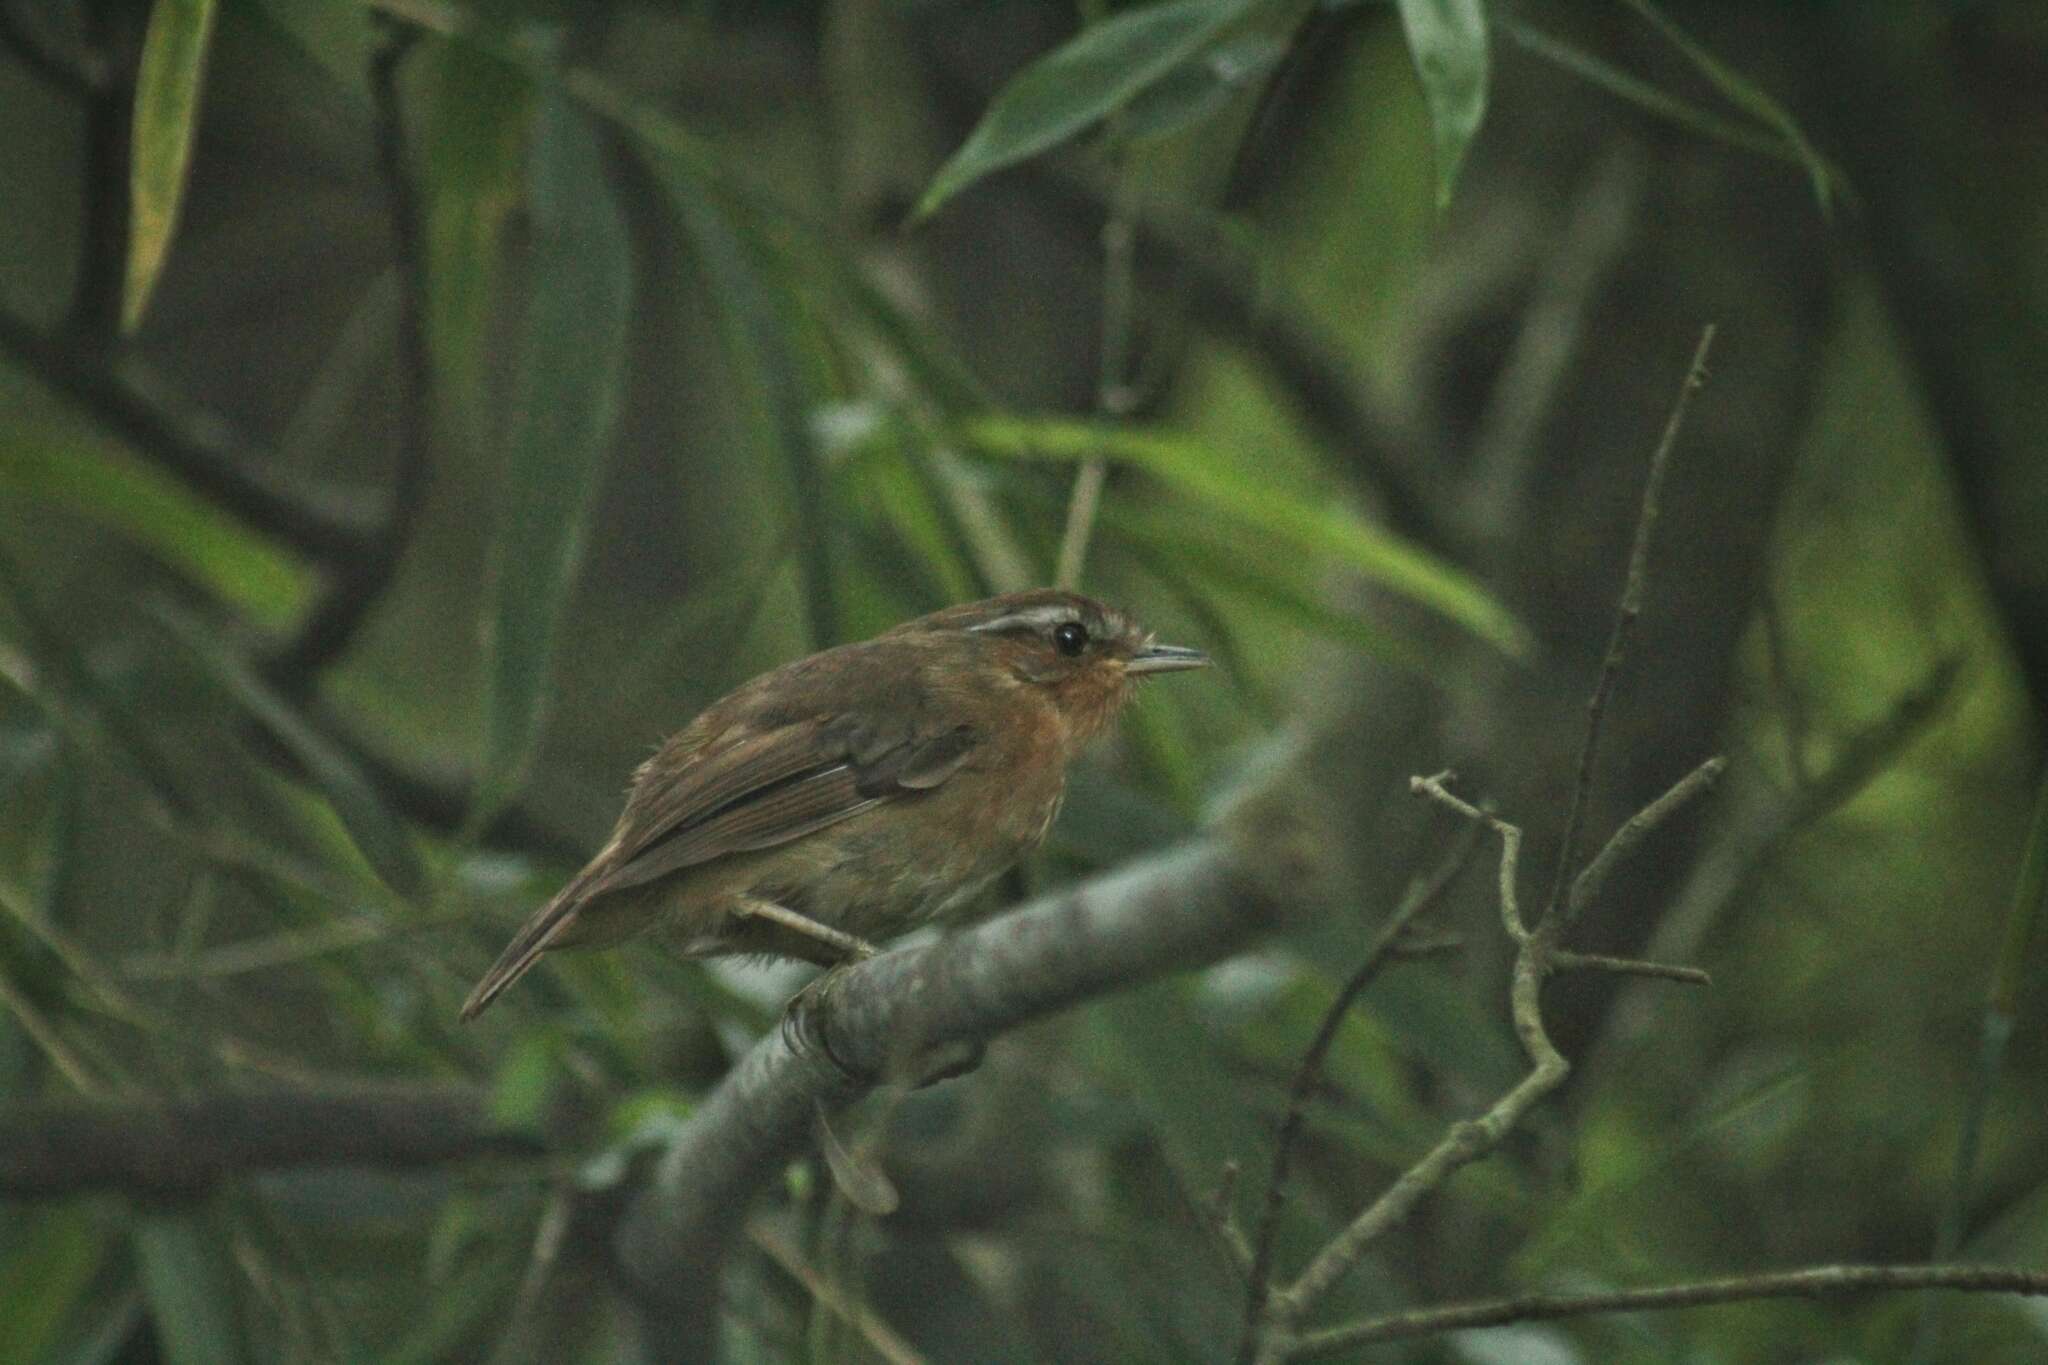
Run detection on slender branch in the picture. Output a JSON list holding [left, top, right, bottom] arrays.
[[1410, 771, 1529, 942], [613, 838, 1285, 1357], [1260, 790, 1565, 1356], [1056, 166, 1139, 591], [1290, 1264, 2048, 1358], [749, 1220, 930, 1365], [1250, 752, 1721, 1362], [1563, 755, 1727, 931], [1236, 827, 1478, 1363], [1203, 1161, 1254, 1281], [0, 309, 378, 561], [1542, 325, 1717, 929], [0, 1083, 542, 1198], [263, 22, 435, 683], [1550, 951, 1710, 986]]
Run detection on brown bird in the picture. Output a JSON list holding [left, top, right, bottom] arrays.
[[460, 589, 1209, 1020]]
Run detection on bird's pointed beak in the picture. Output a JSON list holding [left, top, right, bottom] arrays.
[[1126, 643, 1211, 675]]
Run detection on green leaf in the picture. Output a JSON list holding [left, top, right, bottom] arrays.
[[1621, 0, 1836, 212], [419, 39, 533, 455], [0, 431, 312, 626], [0, 1208, 107, 1364], [1114, 32, 1288, 145], [1395, 0, 1489, 210], [0, 548, 191, 819], [472, 94, 633, 823], [916, 0, 1255, 218], [664, 179, 837, 647], [958, 415, 1528, 652], [124, 0, 220, 335], [148, 600, 427, 898], [133, 1210, 244, 1365], [1111, 504, 1424, 673], [1500, 19, 1805, 169]]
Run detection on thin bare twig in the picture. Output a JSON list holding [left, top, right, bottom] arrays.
[[1550, 951, 1711, 986], [1562, 755, 1727, 932], [1236, 826, 1480, 1363], [1246, 760, 1720, 1362], [1290, 1263, 2048, 1358], [488, 1187, 576, 1365], [1411, 771, 1528, 942], [749, 1220, 930, 1365], [1056, 164, 1140, 591], [1542, 324, 1717, 929], [1205, 1161, 1254, 1281], [1243, 341, 1726, 1362]]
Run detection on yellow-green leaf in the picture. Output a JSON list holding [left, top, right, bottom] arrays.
[[124, 0, 219, 335], [1396, 0, 1489, 210], [473, 95, 633, 823], [916, 0, 1255, 218], [150, 600, 428, 899], [959, 415, 1528, 653], [420, 39, 533, 455]]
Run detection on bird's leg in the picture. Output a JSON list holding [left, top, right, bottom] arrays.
[[731, 896, 878, 963]]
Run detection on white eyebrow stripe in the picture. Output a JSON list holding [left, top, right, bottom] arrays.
[[966, 605, 1084, 635]]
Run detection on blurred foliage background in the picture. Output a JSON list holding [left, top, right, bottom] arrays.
[[3, 0, 2048, 1361]]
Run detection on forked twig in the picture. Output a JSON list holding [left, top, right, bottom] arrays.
[[1236, 825, 1480, 1360], [1542, 325, 1717, 930], [1239, 333, 1723, 1363]]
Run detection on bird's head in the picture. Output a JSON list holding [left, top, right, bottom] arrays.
[[901, 589, 1209, 744]]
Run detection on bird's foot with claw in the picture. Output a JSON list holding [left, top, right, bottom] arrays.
[[780, 963, 861, 1078]]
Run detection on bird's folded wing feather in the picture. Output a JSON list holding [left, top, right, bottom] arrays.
[[581, 718, 981, 897], [459, 710, 980, 1021]]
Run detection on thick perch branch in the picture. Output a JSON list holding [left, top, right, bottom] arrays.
[[0, 1083, 540, 1199], [613, 838, 1282, 1350]]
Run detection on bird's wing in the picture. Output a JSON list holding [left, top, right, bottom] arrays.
[[585, 718, 981, 896], [459, 715, 979, 1020]]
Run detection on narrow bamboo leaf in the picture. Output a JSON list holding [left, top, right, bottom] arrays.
[[1115, 32, 1288, 145], [473, 95, 633, 822], [959, 415, 1528, 652], [1501, 19, 1800, 168], [1395, 0, 1489, 209], [0, 431, 311, 625], [855, 444, 982, 603], [1111, 505, 1423, 673], [133, 1211, 245, 1365], [1622, 0, 1836, 211], [419, 39, 533, 455], [0, 1208, 106, 1364], [124, 0, 220, 335], [0, 548, 191, 818], [916, 0, 1255, 218], [148, 601, 427, 898], [664, 179, 836, 647], [278, 269, 399, 467]]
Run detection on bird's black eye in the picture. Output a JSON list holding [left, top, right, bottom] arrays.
[[1053, 621, 1089, 657]]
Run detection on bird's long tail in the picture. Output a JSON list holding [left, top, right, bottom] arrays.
[[459, 886, 587, 1021]]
